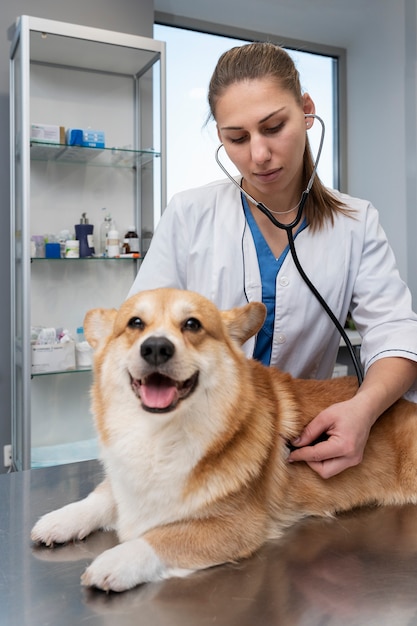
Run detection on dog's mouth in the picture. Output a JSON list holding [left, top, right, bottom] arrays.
[[131, 371, 199, 413]]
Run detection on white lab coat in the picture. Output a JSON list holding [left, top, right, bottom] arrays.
[[129, 178, 417, 395]]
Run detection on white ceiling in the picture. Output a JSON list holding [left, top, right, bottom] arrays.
[[153, 0, 383, 49]]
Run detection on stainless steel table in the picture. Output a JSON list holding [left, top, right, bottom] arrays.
[[2, 460, 417, 626]]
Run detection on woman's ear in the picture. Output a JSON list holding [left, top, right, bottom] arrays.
[[302, 93, 316, 116], [303, 94, 316, 129]]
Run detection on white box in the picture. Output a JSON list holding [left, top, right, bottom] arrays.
[[31, 123, 65, 144], [31, 341, 76, 374]]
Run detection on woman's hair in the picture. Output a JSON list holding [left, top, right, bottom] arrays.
[[208, 42, 350, 229]]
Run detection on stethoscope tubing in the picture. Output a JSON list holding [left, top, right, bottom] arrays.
[[215, 114, 364, 385]]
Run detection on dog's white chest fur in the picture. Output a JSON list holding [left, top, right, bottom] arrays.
[[102, 420, 205, 541]]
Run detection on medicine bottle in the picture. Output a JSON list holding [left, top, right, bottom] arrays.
[[100, 213, 112, 256], [107, 229, 120, 258], [123, 226, 139, 254]]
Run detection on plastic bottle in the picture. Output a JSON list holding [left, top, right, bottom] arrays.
[[123, 226, 140, 254], [75, 326, 93, 368], [100, 213, 113, 256], [75, 212, 95, 257], [107, 228, 120, 258], [76, 326, 85, 343]]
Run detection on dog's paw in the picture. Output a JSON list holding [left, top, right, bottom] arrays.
[[81, 539, 194, 592], [31, 502, 97, 546]]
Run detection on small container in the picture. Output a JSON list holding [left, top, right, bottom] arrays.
[[45, 242, 61, 258], [107, 229, 120, 258], [31, 235, 45, 258], [76, 327, 85, 343], [65, 240, 80, 258], [123, 226, 140, 254], [75, 326, 93, 368]]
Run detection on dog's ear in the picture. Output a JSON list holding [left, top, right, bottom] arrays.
[[83, 308, 118, 349], [221, 302, 266, 345]]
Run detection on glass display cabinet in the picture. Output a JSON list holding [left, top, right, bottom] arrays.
[[10, 15, 166, 470]]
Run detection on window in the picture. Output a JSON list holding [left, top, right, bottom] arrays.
[[154, 23, 340, 204]]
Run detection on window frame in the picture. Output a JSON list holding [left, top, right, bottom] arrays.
[[155, 11, 347, 192]]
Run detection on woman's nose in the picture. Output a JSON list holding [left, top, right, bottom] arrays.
[[250, 136, 271, 164]]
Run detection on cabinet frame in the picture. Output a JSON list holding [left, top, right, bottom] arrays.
[[10, 16, 166, 471]]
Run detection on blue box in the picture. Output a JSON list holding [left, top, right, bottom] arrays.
[[45, 242, 61, 258], [66, 128, 105, 148], [66, 128, 83, 146], [82, 130, 105, 148]]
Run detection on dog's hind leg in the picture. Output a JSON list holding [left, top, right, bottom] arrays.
[[31, 479, 116, 546]]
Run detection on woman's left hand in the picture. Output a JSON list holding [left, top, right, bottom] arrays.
[[287, 396, 373, 479], [288, 357, 417, 478]]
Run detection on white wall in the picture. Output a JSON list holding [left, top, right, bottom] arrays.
[[155, 0, 417, 300]]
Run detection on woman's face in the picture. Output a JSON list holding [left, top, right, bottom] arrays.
[[216, 78, 315, 207]]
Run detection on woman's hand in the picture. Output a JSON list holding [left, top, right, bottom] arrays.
[[288, 357, 417, 479], [287, 396, 373, 478]]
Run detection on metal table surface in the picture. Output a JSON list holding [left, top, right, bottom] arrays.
[[2, 460, 417, 626]]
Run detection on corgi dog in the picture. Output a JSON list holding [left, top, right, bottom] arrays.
[[31, 288, 417, 592]]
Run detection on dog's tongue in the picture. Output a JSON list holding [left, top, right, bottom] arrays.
[[141, 375, 178, 410]]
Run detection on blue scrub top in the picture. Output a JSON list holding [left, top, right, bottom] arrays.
[[242, 194, 307, 365]]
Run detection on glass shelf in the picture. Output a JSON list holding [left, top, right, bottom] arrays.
[[31, 437, 99, 468], [31, 255, 142, 261], [32, 366, 92, 378], [30, 141, 160, 168]]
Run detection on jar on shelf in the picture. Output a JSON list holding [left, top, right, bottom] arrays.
[[65, 240, 80, 258], [123, 226, 139, 254]]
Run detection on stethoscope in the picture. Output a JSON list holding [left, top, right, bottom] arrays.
[[215, 113, 363, 385]]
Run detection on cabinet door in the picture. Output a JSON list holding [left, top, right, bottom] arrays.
[[10, 16, 166, 470]]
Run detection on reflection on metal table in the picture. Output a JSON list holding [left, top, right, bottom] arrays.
[[2, 459, 417, 626]]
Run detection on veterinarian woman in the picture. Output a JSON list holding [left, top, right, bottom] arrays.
[[128, 42, 417, 479]]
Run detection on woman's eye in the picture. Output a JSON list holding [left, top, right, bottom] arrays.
[[230, 136, 247, 144], [182, 317, 202, 332], [265, 123, 284, 135], [128, 317, 145, 330]]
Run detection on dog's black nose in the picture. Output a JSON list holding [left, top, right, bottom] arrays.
[[140, 336, 175, 366]]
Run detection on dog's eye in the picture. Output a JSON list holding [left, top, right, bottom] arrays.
[[182, 317, 202, 332], [128, 317, 145, 330]]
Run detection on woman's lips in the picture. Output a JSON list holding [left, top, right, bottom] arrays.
[[254, 168, 282, 183]]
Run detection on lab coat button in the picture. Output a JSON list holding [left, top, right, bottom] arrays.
[[277, 334, 286, 344], [279, 276, 289, 287]]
